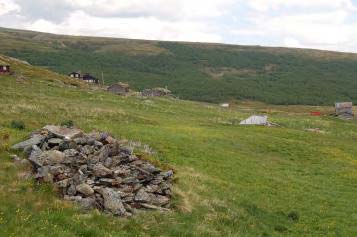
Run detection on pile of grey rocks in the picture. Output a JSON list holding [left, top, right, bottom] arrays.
[[12, 125, 174, 217]]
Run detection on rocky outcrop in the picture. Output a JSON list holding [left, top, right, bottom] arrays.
[[12, 125, 174, 217]]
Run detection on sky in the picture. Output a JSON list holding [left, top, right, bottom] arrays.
[[1, 0, 357, 53]]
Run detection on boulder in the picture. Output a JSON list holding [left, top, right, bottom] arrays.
[[48, 138, 63, 146], [42, 150, 65, 165], [76, 183, 94, 197], [74, 137, 88, 145], [55, 178, 71, 188], [140, 163, 161, 174], [28, 145, 43, 167], [59, 140, 77, 151], [92, 164, 112, 177], [100, 188, 127, 216], [78, 197, 96, 210], [134, 189, 152, 203], [151, 195, 170, 206]]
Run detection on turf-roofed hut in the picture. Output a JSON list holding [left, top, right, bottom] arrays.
[[107, 82, 130, 95]]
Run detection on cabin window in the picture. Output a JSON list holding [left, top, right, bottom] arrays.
[[3, 66, 6, 71]]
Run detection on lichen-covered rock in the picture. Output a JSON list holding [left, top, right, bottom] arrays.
[[134, 189, 152, 203], [93, 164, 112, 177], [76, 183, 94, 197], [42, 150, 65, 165], [100, 188, 126, 216]]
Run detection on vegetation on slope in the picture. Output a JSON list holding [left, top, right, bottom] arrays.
[[1, 27, 357, 105], [0, 55, 357, 236]]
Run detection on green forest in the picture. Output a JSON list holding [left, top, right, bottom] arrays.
[[1, 27, 357, 105]]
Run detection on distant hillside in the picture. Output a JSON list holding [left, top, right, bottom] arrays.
[[1, 27, 357, 105]]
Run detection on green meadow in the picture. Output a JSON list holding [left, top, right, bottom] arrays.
[[0, 56, 356, 236]]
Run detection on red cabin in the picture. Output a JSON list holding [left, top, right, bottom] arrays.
[[0, 65, 10, 73], [310, 111, 322, 116]]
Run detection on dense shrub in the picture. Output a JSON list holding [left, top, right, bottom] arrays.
[[60, 120, 74, 128], [287, 211, 300, 222], [10, 120, 25, 130]]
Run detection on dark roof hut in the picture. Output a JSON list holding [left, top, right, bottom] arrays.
[[82, 73, 99, 84], [69, 72, 81, 78], [107, 82, 130, 95]]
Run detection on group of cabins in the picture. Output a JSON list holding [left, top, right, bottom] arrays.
[[68, 72, 99, 84], [1, 65, 355, 120]]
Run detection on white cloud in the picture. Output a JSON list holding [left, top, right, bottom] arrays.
[[248, 0, 357, 12], [1, 0, 357, 52], [268, 11, 351, 44], [14, 0, 234, 43], [283, 37, 303, 48], [234, 1, 357, 52], [0, 0, 20, 16], [61, 0, 234, 19], [25, 10, 222, 42]]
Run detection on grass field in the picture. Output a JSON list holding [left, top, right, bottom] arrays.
[[0, 56, 357, 236], [2, 27, 357, 105]]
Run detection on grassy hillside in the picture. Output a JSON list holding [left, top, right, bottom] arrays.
[[1, 27, 357, 105], [0, 55, 357, 236]]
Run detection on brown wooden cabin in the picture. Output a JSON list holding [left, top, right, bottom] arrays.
[[0, 65, 10, 74], [107, 82, 130, 95]]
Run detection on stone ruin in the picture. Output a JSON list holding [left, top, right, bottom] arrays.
[[11, 125, 174, 217], [141, 88, 172, 97]]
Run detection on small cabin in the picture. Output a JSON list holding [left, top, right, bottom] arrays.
[[335, 102, 354, 119], [82, 73, 99, 84], [69, 72, 81, 78], [0, 65, 10, 74], [107, 82, 130, 95]]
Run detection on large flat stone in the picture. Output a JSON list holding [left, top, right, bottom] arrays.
[[43, 125, 83, 140], [11, 135, 45, 150]]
